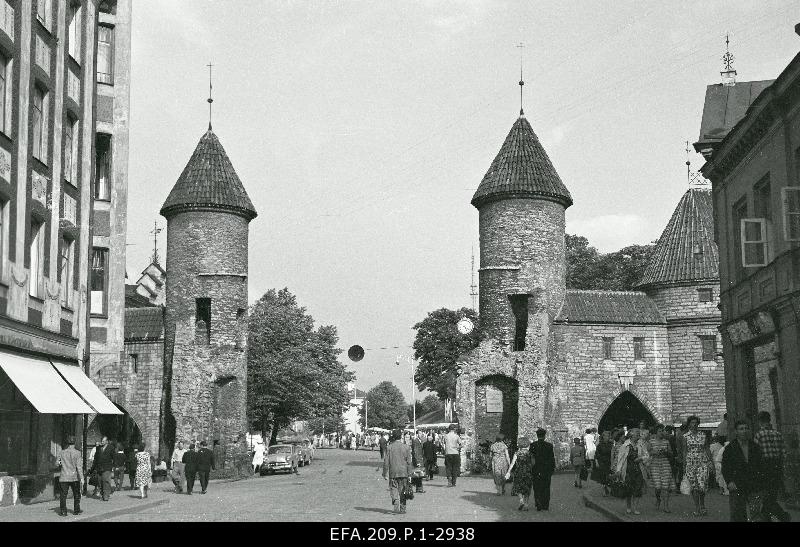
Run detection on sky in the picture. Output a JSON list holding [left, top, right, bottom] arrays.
[[126, 1, 800, 402]]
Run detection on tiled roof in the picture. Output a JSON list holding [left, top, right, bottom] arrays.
[[636, 188, 719, 288], [696, 80, 773, 147], [160, 127, 257, 221], [555, 290, 665, 325], [125, 284, 154, 308], [472, 116, 572, 209], [124, 307, 164, 341]]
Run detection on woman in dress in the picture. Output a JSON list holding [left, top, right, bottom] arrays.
[[489, 434, 511, 495], [134, 442, 152, 499], [570, 437, 586, 488], [583, 428, 597, 471], [591, 430, 613, 496], [614, 428, 646, 515], [505, 436, 534, 510], [610, 429, 625, 470], [649, 424, 675, 512], [683, 415, 712, 516]]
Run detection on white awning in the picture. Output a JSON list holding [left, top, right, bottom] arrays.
[[0, 353, 94, 414], [52, 361, 122, 415]]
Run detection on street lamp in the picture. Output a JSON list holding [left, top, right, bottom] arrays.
[[396, 354, 417, 431]]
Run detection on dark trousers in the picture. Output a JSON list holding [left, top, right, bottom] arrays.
[[445, 455, 460, 485], [729, 491, 749, 522], [198, 470, 210, 492], [532, 473, 552, 509], [60, 480, 81, 513], [113, 467, 125, 490], [100, 470, 113, 500], [186, 470, 197, 493], [128, 467, 136, 489], [762, 461, 791, 521]]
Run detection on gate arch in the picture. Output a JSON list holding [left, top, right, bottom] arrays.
[[596, 390, 657, 433], [86, 403, 143, 449], [474, 374, 519, 451]]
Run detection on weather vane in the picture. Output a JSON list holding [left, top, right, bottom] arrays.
[[150, 220, 163, 265], [517, 42, 525, 116], [685, 140, 691, 184], [207, 61, 214, 129], [721, 34, 737, 86]]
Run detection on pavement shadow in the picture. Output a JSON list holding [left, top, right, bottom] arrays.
[[460, 489, 524, 521], [354, 506, 396, 515], [346, 461, 384, 468]]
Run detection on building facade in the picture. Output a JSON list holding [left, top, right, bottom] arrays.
[[699, 26, 800, 501], [0, 0, 122, 505]]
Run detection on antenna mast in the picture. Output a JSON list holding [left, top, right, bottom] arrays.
[[470, 246, 478, 311]]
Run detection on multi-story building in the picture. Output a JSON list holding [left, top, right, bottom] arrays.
[[0, 0, 121, 505], [699, 24, 800, 501]]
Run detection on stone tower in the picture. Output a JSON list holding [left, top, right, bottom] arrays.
[[159, 126, 257, 468], [456, 113, 572, 445]]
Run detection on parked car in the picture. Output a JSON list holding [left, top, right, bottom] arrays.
[[293, 441, 313, 467], [261, 444, 299, 475]]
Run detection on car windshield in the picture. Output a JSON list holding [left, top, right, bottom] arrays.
[[268, 446, 292, 455]]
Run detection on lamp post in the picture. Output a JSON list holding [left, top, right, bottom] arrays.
[[397, 354, 416, 431]]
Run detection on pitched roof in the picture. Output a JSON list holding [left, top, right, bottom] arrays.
[[472, 115, 572, 209], [696, 80, 773, 149], [555, 290, 665, 325], [160, 127, 257, 221], [124, 307, 164, 341], [125, 284, 155, 308], [636, 188, 719, 288]]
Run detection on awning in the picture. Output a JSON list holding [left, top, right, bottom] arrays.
[[52, 361, 122, 415], [0, 353, 94, 414]]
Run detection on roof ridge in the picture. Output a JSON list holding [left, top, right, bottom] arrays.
[[566, 289, 648, 296]]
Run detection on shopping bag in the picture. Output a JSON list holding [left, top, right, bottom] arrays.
[[680, 475, 690, 495]]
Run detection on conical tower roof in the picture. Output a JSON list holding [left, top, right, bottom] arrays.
[[160, 127, 257, 221], [471, 115, 572, 209], [636, 187, 719, 288]]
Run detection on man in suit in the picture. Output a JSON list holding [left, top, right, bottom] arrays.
[[383, 429, 413, 514], [722, 419, 764, 522], [182, 443, 199, 495], [57, 436, 83, 516], [531, 428, 555, 511], [411, 431, 426, 493], [95, 436, 115, 501], [197, 440, 215, 494], [379, 432, 388, 460]]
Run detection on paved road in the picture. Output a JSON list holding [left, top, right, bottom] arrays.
[[106, 448, 608, 522]]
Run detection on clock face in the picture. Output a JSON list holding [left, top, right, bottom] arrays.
[[457, 318, 474, 335]]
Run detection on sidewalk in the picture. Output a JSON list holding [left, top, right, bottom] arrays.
[[582, 482, 800, 522]]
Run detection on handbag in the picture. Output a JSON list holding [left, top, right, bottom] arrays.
[[402, 479, 414, 501], [608, 474, 628, 498]]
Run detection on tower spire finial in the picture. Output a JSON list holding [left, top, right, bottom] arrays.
[[207, 61, 214, 130], [685, 140, 691, 185], [721, 33, 736, 86], [150, 220, 163, 265], [517, 42, 525, 116]]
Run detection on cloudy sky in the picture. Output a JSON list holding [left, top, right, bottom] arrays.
[[126, 1, 799, 401]]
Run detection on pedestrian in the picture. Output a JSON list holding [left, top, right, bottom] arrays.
[[171, 440, 187, 493], [591, 430, 613, 496], [183, 443, 198, 495], [639, 420, 651, 449], [443, 424, 462, 487], [411, 431, 426, 493], [88, 440, 101, 497], [583, 428, 596, 471], [709, 435, 725, 493], [722, 419, 765, 522], [610, 429, 625, 471], [423, 433, 437, 480], [649, 424, 675, 513], [530, 428, 555, 511], [489, 434, 510, 495], [614, 428, 647, 516], [134, 442, 152, 499], [153, 457, 168, 482], [753, 411, 791, 521], [675, 422, 688, 489], [95, 436, 115, 501], [57, 436, 83, 517], [112, 442, 127, 492], [382, 429, 413, 514], [570, 437, 586, 488], [683, 415, 712, 516], [505, 436, 534, 511], [126, 444, 138, 490], [251, 441, 265, 475], [197, 440, 215, 494], [715, 413, 728, 444]]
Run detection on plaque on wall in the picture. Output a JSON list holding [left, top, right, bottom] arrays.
[[485, 385, 503, 413]]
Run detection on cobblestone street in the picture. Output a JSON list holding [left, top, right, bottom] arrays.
[[101, 448, 607, 522]]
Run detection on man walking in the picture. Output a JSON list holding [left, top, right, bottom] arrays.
[[379, 432, 388, 460], [444, 424, 462, 487], [722, 419, 763, 522], [411, 431, 426, 493], [57, 436, 83, 517], [382, 429, 413, 514], [95, 436, 115, 501], [171, 441, 187, 493], [197, 440, 215, 494], [531, 428, 555, 511], [182, 443, 199, 495], [753, 411, 791, 521]]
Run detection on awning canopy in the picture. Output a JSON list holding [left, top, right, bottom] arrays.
[[0, 353, 94, 414], [52, 361, 122, 415]]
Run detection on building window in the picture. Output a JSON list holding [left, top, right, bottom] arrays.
[[130, 354, 138, 374], [90, 248, 108, 315], [753, 174, 772, 220], [508, 294, 529, 351], [96, 25, 114, 85], [741, 218, 769, 267], [700, 335, 717, 362], [36, 0, 51, 31], [68, 3, 82, 62], [32, 86, 49, 164], [59, 237, 74, 308], [63, 116, 80, 185], [633, 337, 644, 361], [782, 187, 800, 242], [196, 298, 211, 340], [732, 197, 748, 277], [0, 200, 6, 278], [29, 221, 45, 298], [95, 133, 111, 200], [0, 52, 11, 136], [602, 337, 614, 360], [698, 288, 713, 302]]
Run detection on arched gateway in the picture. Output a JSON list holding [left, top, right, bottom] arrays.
[[474, 375, 519, 449], [87, 403, 142, 448], [598, 391, 656, 432]]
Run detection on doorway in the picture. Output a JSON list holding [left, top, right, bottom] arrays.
[[598, 391, 656, 432]]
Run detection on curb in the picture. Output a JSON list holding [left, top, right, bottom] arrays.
[[582, 493, 628, 522], [74, 498, 169, 522]]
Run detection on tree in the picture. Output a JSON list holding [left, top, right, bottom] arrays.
[[247, 288, 354, 445], [306, 415, 346, 436], [407, 394, 444, 421], [565, 235, 656, 291], [565, 234, 601, 289], [358, 381, 408, 430]]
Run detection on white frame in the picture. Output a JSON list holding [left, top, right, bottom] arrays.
[[740, 218, 769, 267], [32, 86, 49, 164], [67, 3, 82, 63], [60, 237, 74, 308], [0, 52, 10, 136], [29, 222, 44, 298], [782, 186, 800, 242]]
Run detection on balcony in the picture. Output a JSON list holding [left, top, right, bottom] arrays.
[[722, 246, 800, 321]]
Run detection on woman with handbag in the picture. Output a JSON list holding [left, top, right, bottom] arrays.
[[683, 416, 712, 517], [489, 434, 511, 496], [614, 428, 647, 515], [505, 436, 534, 511], [570, 438, 586, 488], [591, 431, 613, 496]]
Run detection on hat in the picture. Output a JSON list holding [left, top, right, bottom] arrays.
[[518, 436, 531, 448]]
